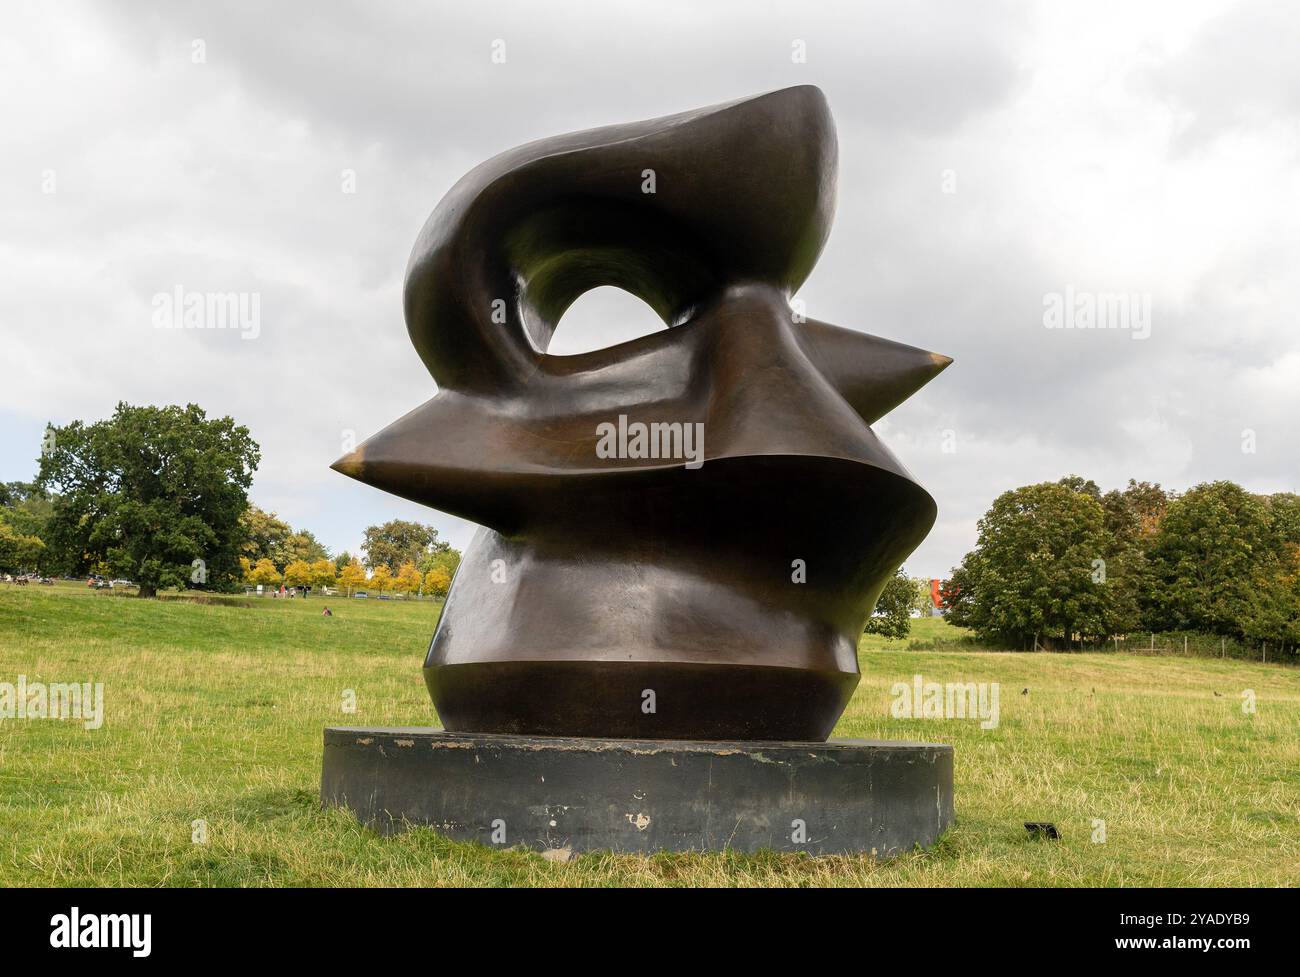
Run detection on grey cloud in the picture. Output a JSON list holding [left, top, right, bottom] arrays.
[[1140, 0, 1300, 152], [2, 0, 1295, 577]]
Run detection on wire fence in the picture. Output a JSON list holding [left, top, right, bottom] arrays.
[[908, 627, 1297, 665], [1107, 632, 1293, 665]]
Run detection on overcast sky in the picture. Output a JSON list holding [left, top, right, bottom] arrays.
[[2, 0, 1297, 577]]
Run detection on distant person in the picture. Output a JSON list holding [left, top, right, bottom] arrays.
[[321, 606, 332, 616]]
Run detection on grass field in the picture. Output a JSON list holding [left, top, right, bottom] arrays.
[[1, 581, 1297, 887]]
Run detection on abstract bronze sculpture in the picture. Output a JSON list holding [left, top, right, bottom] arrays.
[[332, 85, 949, 741]]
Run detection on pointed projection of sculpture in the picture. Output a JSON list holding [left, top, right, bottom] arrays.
[[332, 86, 949, 741]]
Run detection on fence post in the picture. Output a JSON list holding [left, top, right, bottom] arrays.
[[1183, 635, 1187, 656]]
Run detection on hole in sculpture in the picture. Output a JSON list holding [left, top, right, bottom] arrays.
[[546, 286, 667, 356]]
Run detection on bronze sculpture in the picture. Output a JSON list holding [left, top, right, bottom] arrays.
[[332, 85, 949, 741]]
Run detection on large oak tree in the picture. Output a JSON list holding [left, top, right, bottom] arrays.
[[37, 403, 259, 597]]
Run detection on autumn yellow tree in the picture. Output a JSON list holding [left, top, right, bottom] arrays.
[[248, 557, 281, 589], [239, 556, 253, 583], [368, 564, 393, 593], [310, 558, 336, 591], [395, 561, 421, 596], [338, 558, 366, 595], [423, 566, 451, 599], [283, 559, 313, 589]]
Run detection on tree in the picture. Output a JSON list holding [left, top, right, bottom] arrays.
[[334, 550, 353, 572], [419, 546, 461, 578], [1056, 475, 1101, 499], [338, 559, 367, 595], [37, 403, 259, 597], [0, 482, 52, 573], [910, 576, 934, 615], [947, 481, 1139, 647], [283, 559, 313, 589], [239, 505, 292, 567], [281, 530, 330, 567], [310, 559, 337, 590], [423, 566, 451, 599], [1101, 479, 1171, 546], [1266, 493, 1300, 549], [395, 561, 422, 596], [362, 519, 445, 571], [1143, 481, 1277, 637], [864, 569, 916, 640], [0, 516, 45, 574], [248, 558, 281, 588], [0, 481, 39, 508], [368, 564, 393, 593], [239, 505, 330, 571], [1242, 543, 1300, 650]]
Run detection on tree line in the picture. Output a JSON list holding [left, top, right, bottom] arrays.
[[945, 476, 1300, 659], [240, 515, 460, 598], [1, 403, 459, 599]]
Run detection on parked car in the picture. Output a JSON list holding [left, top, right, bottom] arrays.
[[353, 591, 368, 599]]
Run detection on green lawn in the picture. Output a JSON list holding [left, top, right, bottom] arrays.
[[1, 583, 1296, 886]]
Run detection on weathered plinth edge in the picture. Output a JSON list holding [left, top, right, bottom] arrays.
[[321, 727, 954, 856]]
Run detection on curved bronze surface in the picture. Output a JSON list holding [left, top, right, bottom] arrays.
[[332, 86, 950, 740]]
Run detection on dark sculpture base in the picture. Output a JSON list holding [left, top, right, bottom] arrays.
[[321, 727, 954, 857]]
